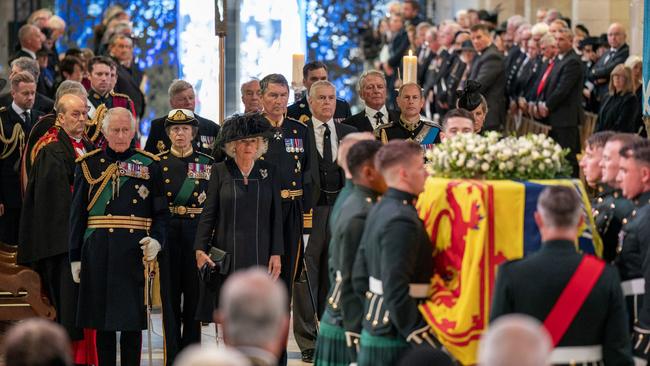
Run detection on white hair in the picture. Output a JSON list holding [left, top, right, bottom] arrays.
[[223, 137, 268, 160], [479, 314, 552, 366], [531, 22, 549, 37], [219, 267, 287, 347], [173, 345, 251, 366], [101, 107, 136, 135], [55, 80, 88, 105]]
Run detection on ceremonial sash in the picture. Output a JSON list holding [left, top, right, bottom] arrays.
[[84, 153, 153, 240], [543, 255, 605, 346], [173, 159, 211, 206]]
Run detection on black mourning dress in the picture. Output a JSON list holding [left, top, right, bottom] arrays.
[[194, 158, 284, 321]]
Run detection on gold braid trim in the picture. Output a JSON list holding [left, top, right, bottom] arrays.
[[75, 148, 102, 163], [0, 123, 25, 160], [135, 148, 161, 161], [85, 163, 118, 211], [86, 104, 108, 142]]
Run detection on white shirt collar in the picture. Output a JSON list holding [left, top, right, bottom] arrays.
[[312, 116, 334, 129], [11, 101, 27, 118], [21, 48, 36, 59], [365, 105, 389, 128]]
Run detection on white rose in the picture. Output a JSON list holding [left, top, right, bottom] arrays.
[[481, 162, 490, 172], [467, 159, 476, 169], [499, 162, 506, 171], [506, 161, 515, 170], [531, 151, 540, 160]]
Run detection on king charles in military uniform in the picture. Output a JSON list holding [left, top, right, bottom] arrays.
[[157, 108, 213, 366], [69, 107, 168, 366], [374, 83, 441, 150]]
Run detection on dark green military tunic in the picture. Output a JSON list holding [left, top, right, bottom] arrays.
[[158, 148, 213, 366], [315, 184, 380, 365], [623, 191, 650, 362], [328, 179, 354, 233], [351, 188, 439, 366], [591, 184, 634, 262], [374, 117, 441, 150], [491, 240, 633, 365]]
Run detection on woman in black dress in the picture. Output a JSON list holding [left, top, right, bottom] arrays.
[[193, 113, 283, 321], [596, 63, 639, 133]]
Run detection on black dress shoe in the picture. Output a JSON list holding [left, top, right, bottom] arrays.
[[301, 349, 314, 363]]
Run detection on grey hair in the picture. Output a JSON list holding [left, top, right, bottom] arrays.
[[538, 33, 557, 47], [259, 74, 289, 95], [55, 80, 88, 105], [478, 314, 551, 366], [357, 70, 386, 94], [219, 267, 287, 347], [309, 80, 336, 98], [557, 27, 573, 39], [168, 79, 194, 99], [18, 24, 39, 44], [108, 33, 133, 48], [173, 345, 251, 366], [536, 186, 582, 229], [240, 78, 260, 94], [11, 57, 40, 80], [101, 107, 136, 135], [223, 137, 268, 160]]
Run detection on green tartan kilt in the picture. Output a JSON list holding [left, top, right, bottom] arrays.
[[315, 311, 349, 366], [357, 329, 409, 366]]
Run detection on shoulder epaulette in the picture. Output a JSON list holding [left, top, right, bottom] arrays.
[[156, 150, 170, 158], [422, 120, 442, 129], [135, 148, 161, 161], [286, 116, 306, 126], [75, 148, 102, 163], [110, 91, 132, 101], [196, 151, 215, 162]]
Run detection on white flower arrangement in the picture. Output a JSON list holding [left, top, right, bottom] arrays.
[[425, 133, 572, 180]]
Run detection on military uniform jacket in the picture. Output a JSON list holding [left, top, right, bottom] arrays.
[[158, 149, 213, 219], [259, 116, 313, 213], [85, 91, 136, 148], [69, 147, 168, 331], [193, 159, 284, 268], [287, 96, 352, 124], [18, 127, 94, 264], [145, 114, 220, 155], [375, 117, 441, 150], [326, 185, 380, 349], [351, 188, 435, 343], [615, 191, 650, 284], [592, 184, 634, 263], [491, 240, 632, 365], [22, 113, 56, 182]]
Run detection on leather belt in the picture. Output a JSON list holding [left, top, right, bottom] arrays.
[[549, 345, 602, 364], [280, 189, 303, 200], [622, 278, 645, 296], [369, 276, 430, 299], [169, 206, 203, 216], [87, 215, 152, 231]]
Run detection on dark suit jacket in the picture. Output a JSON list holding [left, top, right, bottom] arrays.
[[342, 109, 397, 133], [589, 44, 630, 100], [0, 92, 54, 115], [469, 44, 505, 129], [491, 240, 633, 365], [388, 29, 410, 69], [9, 49, 35, 64], [305, 119, 357, 207], [541, 50, 584, 128], [286, 97, 352, 124], [417, 46, 435, 87], [114, 62, 146, 119]]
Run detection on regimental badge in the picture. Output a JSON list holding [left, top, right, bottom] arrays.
[[284, 138, 304, 153], [260, 169, 268, 179], [187, 163, 212, 180], [118, 161, 150, 179], [157, 140, 166, 153], [273, 130, 283, 140], [197, 191, 207, 205], [296, 160, 301, 172], [138, 185, 150, 200], [200, 135, 215, 149], [299, 114, 310, 123]]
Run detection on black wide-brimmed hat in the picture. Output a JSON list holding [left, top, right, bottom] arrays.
[[217, 112, 271, 145], [164, 108, 198, 128], [456, 80, 483, 111]]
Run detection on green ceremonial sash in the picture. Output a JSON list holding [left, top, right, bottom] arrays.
[[173, 155, 212, 206], [84, 153, 154, 240]]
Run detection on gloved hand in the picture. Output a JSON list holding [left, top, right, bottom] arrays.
[[140, 237, 161, 261], [71, 261, 81, 283]]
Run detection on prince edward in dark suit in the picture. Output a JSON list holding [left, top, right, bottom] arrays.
[[292, 80, 356, 362]]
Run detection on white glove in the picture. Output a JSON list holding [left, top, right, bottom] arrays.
[[71, 261, 81, 283], [140, 237, 161, 261]]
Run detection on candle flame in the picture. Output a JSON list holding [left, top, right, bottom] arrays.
[[409, 49, 413, 56]]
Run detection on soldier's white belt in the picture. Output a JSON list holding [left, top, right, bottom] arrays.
[[87, 215, 152, 231], [549, 345, 602, 364], [169, 206, 203, 216], [368, 276, 429, 299], [622, 278, 645, 296]]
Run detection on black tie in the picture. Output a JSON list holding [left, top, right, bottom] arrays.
[[22, 110, 30, 123], [374, 111, 384, 127], [323, 123, 332, 163]]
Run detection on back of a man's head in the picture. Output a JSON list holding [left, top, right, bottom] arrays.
[[479, 314, 551, 366], [173, 345, 251, 366], [536, 185, 582, 230], [218, 267, 288, 355], [2, 318, 72, 366]]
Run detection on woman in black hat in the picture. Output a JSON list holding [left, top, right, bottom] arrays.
[[456, 79, 489, 132], [193, 112, 283, 321]]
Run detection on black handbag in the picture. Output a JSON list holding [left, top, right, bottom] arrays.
[[208, 246, 231, 275]]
